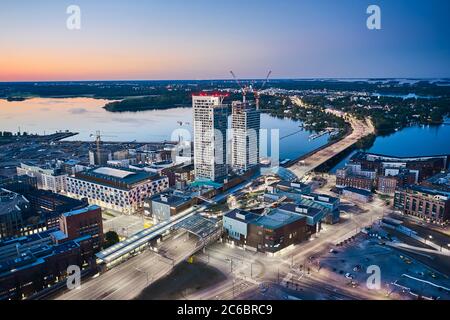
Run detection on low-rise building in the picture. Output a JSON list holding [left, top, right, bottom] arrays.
[[342, 187, 373, 203], [17, 163, 67, 193], [0, 204, 102, 300], [351, 152, 448, 182], [0, 189, 30, 240], [223, 208, 308, 254], [59, 205, 103, 251], [66, 167, 169, 214], [377, 175, 398, 195], [162, 163, 195, 188], [144, 191, 196, 224], [265, 181, 340, 224], [336, 163, 376, 191], [394, 185, 450, 224]]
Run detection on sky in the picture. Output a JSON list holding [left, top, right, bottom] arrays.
[[0, 0, 449, 81]]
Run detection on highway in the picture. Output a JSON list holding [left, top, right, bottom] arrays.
[[288, 97, 375, 178]]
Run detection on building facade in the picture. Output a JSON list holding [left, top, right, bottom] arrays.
[[193, 93, 229, 182], [144, 192, 196, 224], [0, 189, 30, 240], [231, 101, 260, 173], [66, 167, 169, 214], [336, 163, 376, 191], [0, 203, 102, 300], [17, 163, 67, 193], [351, 152, 448, 182], [59, 205, 104, 251], [223, 208, 308, 254], [394, 185, 450, 224]]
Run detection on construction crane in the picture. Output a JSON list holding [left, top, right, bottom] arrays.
[[252, 70, 272, 110], [230, 71, 249, 103], [230, 70, 272, 109], [89, 131, 117, 161]]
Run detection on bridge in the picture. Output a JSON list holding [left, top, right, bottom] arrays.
[[287, 99, 375, 179]]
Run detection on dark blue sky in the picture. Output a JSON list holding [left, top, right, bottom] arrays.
[[1, 0, 449, 80]]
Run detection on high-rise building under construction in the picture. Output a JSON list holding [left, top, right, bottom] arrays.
[[231, 101, 260, 173], [192, 93, 229, 182]]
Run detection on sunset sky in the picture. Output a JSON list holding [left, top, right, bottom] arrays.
[[1, 0, 449, 81]]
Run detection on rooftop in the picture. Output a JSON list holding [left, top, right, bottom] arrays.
[[252, 210, 305, 230], [343, 187, 373, 197], [224, 209, 259, 223], [407, 185, 450, 198], [93, 167, 133, 179], [151, 193, 191, 207], [278, 203, 323, 218], [62, 205, 100, 218], [0, 189, 29, 216], [74, 166, 160, 188]]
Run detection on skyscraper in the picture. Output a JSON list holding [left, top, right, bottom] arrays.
[[231, 101, 260, 173], [193, 93, 229, 182]]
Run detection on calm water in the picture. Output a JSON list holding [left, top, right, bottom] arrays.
[[330, 123, 450, 173], [0, 97, 330, 161], [2, 98, 448, 165]]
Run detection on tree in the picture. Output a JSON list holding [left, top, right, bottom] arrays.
[[103, 231, 120, 249]]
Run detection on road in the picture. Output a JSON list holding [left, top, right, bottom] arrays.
[[56, 232, 199, 300], [54, 178, 257, 300], [185, 194, 389, 300], [288, 98, 375, 178]]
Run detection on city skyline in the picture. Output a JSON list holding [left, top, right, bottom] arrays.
[[1, 0, 450, 81], [1, 0, 450, 306]]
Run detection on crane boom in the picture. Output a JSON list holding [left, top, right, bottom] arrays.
[[254, 70, 272, 110], [230, 70, 247, 103]]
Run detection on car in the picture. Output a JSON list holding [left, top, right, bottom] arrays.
[[345, 273, 354, 279]]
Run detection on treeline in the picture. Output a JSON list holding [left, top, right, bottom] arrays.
[[103, 93, 192, 112]]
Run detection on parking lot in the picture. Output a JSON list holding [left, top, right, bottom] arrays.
[[318, 235, 450, 300]]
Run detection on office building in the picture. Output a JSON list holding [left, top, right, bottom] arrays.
[[394, 185, 450, 224], [336, 163, 376, 191], [0, 205, 102, 300], [17, 163, 67, 193], [66, 167, 169, 214], [350, 152, 448, 181], [231, 101, 260, 172], [58, 205, 103, 250], [0, 189, 30, 239], [192, 93, 229, 182], [223, 208, 308, 254]]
